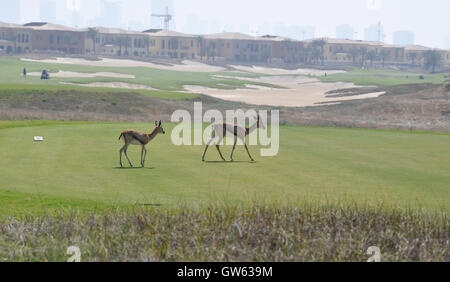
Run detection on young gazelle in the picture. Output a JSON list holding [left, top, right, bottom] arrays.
[[119, 121, 165, 168], [202, 115, 265, 162]]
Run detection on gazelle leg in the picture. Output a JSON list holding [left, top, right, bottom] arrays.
[[119, 145, 127, 168], [216, 145, 226, 161], [202, 138, 214, 161], [124, 147, 133, 167], [230, 136, 237, 161], [214, 137, 226, 161], [244, 143, 255, 162], [143, 147, 148, 167], [140, 146, 145, 167]]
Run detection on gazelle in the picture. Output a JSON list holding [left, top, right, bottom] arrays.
[[119, 121, 165, 168], [202, 115, 266, 162]]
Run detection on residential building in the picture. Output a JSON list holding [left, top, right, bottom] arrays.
[[24, 22, 84, 54], [0, 21, 32, 53], [143, 29, 198, 59]]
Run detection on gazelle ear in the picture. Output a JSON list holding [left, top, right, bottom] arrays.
[[155, 121, 158, 126], [159, 120, 162, 127]]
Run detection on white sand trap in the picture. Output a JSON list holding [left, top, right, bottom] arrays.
[[229, 65, 346, 76], [60, 82, 156, 91], [21, 57, 225, 72], [28, 70, 135, 79], [184, 75, 385, 107]]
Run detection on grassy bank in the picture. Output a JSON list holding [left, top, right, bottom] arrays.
[[0, 205, 447, 262]]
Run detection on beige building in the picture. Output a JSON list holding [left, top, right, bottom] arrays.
[[201, 32, 274, 63], [0, 21, 32, 53], [84, 27, 149, 56], [404, 45, 450, 67], [1, 20, 449, 69], [23, 22, 85, 54], [143, 29, 199, 59]]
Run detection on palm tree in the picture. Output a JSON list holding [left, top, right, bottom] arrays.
[[347, 47, 359, 65], [87, 28, 98, 55], [407, 52, 418, 65], [63, 33, 74, 53], [359, 47, 367, 67], [195, 36, 204, 60], [143, 37, 150, 57], [379, 49, 390, 68], [124, 36, 131, 56], [312, 47, 321, 64], [117, 37, 124, 56], [423, 50, 441, 73], [312, 39, 326, 64], [367, 50, 378, 67]]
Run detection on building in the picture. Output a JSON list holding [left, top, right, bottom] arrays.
[[264, 35, 304, 64], [85, 26, 149, 56], [144, 29, 198, 59], [393, 31, 414, 46], [364, 23, 383, 42], [336, 25, 354, 40], [0, 21, 32, 53], [202, 32, 273, 63], [404, 45, 450, 67], [24, 22, 84, 54], [0, 20, 449, 69]]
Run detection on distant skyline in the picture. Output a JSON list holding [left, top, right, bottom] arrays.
[[1, 0, 449, 49], [393, 31, 415, 46]]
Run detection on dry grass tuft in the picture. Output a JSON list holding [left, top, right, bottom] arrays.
[[0, 205, 448, 262]]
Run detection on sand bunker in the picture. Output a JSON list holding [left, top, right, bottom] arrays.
[[27, 70, 135, 79], [184, 75, 385, 107], [21, 57, 225, 72], [60, 82, 156, 91], [229, 65, 345, 76]]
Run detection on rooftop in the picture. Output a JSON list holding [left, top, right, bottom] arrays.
[[142, 29, 195, 38], [203, 32, 260, 40], [0, 21, 26, 28], [23, 22, 80, 32], [84, 26, 143, 35]]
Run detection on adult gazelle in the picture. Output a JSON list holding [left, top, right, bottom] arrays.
[[119, 121, 165, 168], [202, 115, 265, 162]]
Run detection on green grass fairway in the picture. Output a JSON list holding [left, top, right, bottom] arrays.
[[0, 57, 274, 100], [319, 68, 450, 86], [0, 121, 448, 216]]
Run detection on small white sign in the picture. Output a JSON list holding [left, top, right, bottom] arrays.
[[34, 136, 44, 142]]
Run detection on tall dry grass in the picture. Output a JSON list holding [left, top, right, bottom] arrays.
[[0, 205, 448, 262]]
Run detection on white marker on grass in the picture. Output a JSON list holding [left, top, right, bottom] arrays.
[[34, 136, 44, 142]]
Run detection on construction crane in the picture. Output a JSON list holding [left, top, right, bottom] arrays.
[[151, 6, 172, 30]]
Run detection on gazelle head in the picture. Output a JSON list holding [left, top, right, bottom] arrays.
[[256, 114, 266, 130], [154, 120, 166, 135]]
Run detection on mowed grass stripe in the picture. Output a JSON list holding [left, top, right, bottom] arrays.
[[0, 122, 449, 215]]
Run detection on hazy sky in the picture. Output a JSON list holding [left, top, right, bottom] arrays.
[[2, 0, 449, 48]]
